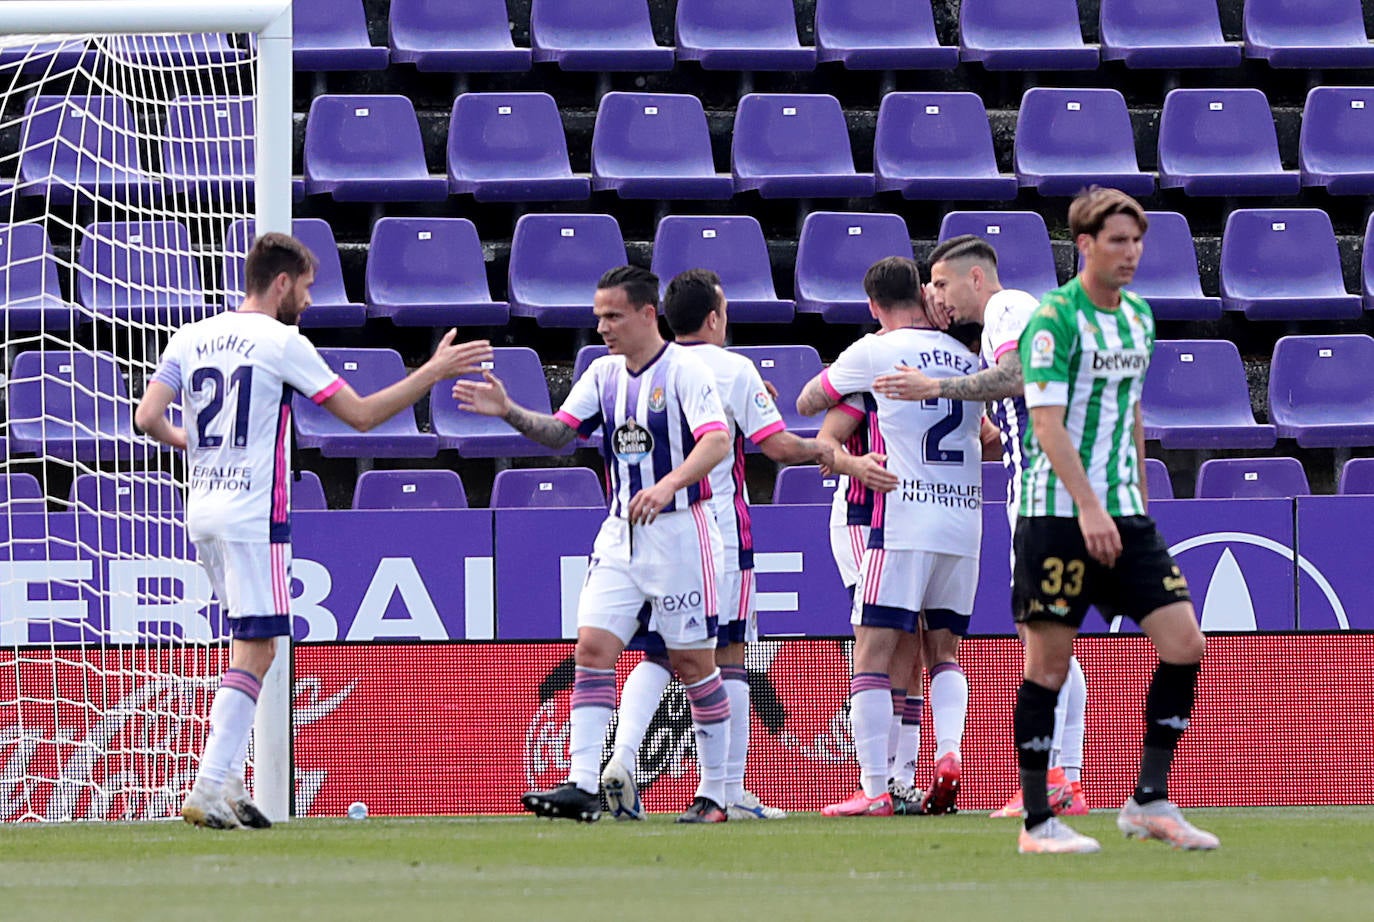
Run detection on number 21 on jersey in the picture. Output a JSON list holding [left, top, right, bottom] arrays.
[[191, 365, 253, 449]]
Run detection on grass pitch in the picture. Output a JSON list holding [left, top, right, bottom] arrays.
[[2, 807, 1369, 922]]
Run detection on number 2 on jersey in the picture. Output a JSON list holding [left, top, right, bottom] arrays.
[[920, 398, 965, 465], [191, 365, 253, 449]]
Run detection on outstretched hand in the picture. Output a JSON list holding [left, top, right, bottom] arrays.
[[874, 364, 940, 402], [453, 371, 511, 418], [429, 329, 494, 380]]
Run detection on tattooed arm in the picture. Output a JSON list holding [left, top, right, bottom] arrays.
[[873, 350, 1023, 403], [453, 371, 577, 449]]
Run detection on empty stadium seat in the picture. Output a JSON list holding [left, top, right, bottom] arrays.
[[1195, 458, 1310, 499], [1142, 340, 1277, 450], [1014, 88, 1154, 197], [982, 461, 1011, 503], [0, 40, 90, 75], [959, 0, 1099, 71], [814, 0, 959, 70], [1243, 0, 1374, 69], [1299, 86, 1374, 195], [1219, 210, 1361, 321], [161, 95, 254, 200], [6, 351, 149, 461], [795, 211, 914, 324], [570, 344, 610, 450], [0, 223, 79, 331], [490, 467, 606, 508], [1098, 0, 1241, 68], [77, 221, 207, 324], [352, 469, 468, 510], [102, 34, 244, 68], [1338, 458, 1374, 495], [1145, 458, 1174, 500], [731, 94, 875, 199], [19, 96, 158, 205], [432, 346, 574, 458], [651, 216, 793, 323], [1268, 334, 1374, 447], [937, 212, 1058, 299], [729, 345, 823, 440], [365, 217, 509, 327], [591, 93, 734, 200], [303, 95, 447, 202], [1157, 89, 1300, 196], [293, 348, 438, 458], [773, 465, 838, 504], [224, 218, 366, 328], [675, 0, 816, 71], [1118, 211, 1221, 321], [0, 472, 46, 515], [388, 0, 531, 72], [874, 92, 1018, 200], [293, 0, 389, 71], [70, 471, 183, 516], [292, 470, 328, 511], [508, 214, 628, 328], [530, 0, 674, 71], [447, 93, 589, 202], [1362, 213, 1374, 312]]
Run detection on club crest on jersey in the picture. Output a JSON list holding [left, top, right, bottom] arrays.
[[648, 386, 666, 412], [612, 417, 653, 464], [1030, 330, 1056, 368]]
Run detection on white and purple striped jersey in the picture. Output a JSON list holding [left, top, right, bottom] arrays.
[[820, 328, 983, 557], [151, 310, 343, 543], [676, 342, 786, 571], [980, 289, 1039, 509], [555, 343, 728, 519], [828, 392, 878, 529]]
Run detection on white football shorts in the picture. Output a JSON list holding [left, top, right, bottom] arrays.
[[851, 549, 978, 634], [830, 523, 870, 590], [194, 537, 292, 638]]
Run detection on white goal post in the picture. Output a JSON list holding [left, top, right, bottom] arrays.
[[0, 1, 294, 822]]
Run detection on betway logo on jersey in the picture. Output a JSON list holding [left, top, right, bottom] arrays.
[[1087, 348, 1148, 379]]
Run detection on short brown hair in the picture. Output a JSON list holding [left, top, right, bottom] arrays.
[[663, 268, 722, 335], [929, 234, 999, 270], [863, 256, 922, 309], [596, 264, 660, 310], [1068, 186, 1149, 240], [244, 232, 318, 296]]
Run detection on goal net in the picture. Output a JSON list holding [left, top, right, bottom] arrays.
[[0, 3, 292, 822]]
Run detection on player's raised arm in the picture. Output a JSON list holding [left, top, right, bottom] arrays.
[[874, 350, 1024, 403], [795, 371, 839, 417], [453, 370, 579, 449]]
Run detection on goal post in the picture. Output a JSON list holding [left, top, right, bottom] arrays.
[[0, 1, 294, 823]]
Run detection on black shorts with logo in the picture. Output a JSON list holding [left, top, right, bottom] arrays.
[[1012, 515, 1192, 628]]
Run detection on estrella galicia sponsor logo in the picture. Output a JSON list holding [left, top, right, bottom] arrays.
[[1088, 348, 1148, 379], [611, 417, 653, 464]]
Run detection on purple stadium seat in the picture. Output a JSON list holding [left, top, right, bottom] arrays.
[[729, 345, 823, 439], [1268, 334, 1374, 447], [795, 211, 913, 324], [431, 346, 573, 458], [491, 467, 607, 508], [0, 40, 91, 74], [293, 349, 438, 458], [19, 96, 159, 206], [352, 469, 468, 510], [1299, 86, 1374, 195], [773, 465, 839, 504], [1099, 0, 1241, 68], [0, 223, 80, 331], [731, 94, 875, 199], [293, 0, 389, 71], [815, 0, 959, 70], [938, 212, 1058, 299], [874, 92, 1019, 200], [224, 218, 366, 328], [650, 216, 793, 323], [1362, 213, 1374, 312], [365, 218, 509, 327], [959, 0, 1099, 71], [1219, 210, 1361, 321], [1125, 211, 1221, 321], [1196, 458, 1310, 499], [5, 350, 150, 461], [530, 0, 675, 72], [101, 34, 244, 68], [508, 214, 628, 328], [1145, 458, 1174, 500], [292, 470, 328, 510], [303, 95, 447, 203], [388, 0, 531, 72], [77, 221, 207, 324], [1243, 0, 1374, 68], [447, 93, 589, 202], [162, 95, 254, 200], [571, 345, 610, 450], [0, 472, 46, 515], [1158, 89, 1301, 197], [982, 461, 1011, 503], [1142, 340, 1277, 449], [675, 0, 816, 71], [1014, 88, 1154, 197], [1338, 458, 1374, 494], [70, 471, 183, 516], [591, 93, 734, 200]]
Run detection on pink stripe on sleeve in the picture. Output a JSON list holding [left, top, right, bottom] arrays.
[[835, 402, 864, 420], [992, 340, 1019, 362], [819, 369, 842, 402], [693, 420, 728, 439], [311, 376, 344, 405], [748, 420, 786, 444], [553, 409, 582, 429]]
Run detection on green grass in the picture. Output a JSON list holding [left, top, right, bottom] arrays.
[[2, 808, 1370, 922]]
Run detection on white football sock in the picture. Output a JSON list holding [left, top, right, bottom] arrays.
[[611, 659, 671, 772], [568, 667, 617, 794], [722, 667, 750, 804], [198, 678, 259, 788], [1060, 656, 1086, 783], [891, 697, 923, 788], [851, 687, 893, 798], [684, 670, 730, 807], [929, 664, 968, 759]]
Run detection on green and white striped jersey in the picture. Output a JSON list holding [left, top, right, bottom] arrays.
[[1017, 277, 1154, 518]]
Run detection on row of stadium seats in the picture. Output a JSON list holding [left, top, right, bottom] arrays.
[[6, 337, 1374, 464], [25, 86, 1374, 209], [288, 0, 1374, 75], [7, 205, 1370, 330]]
